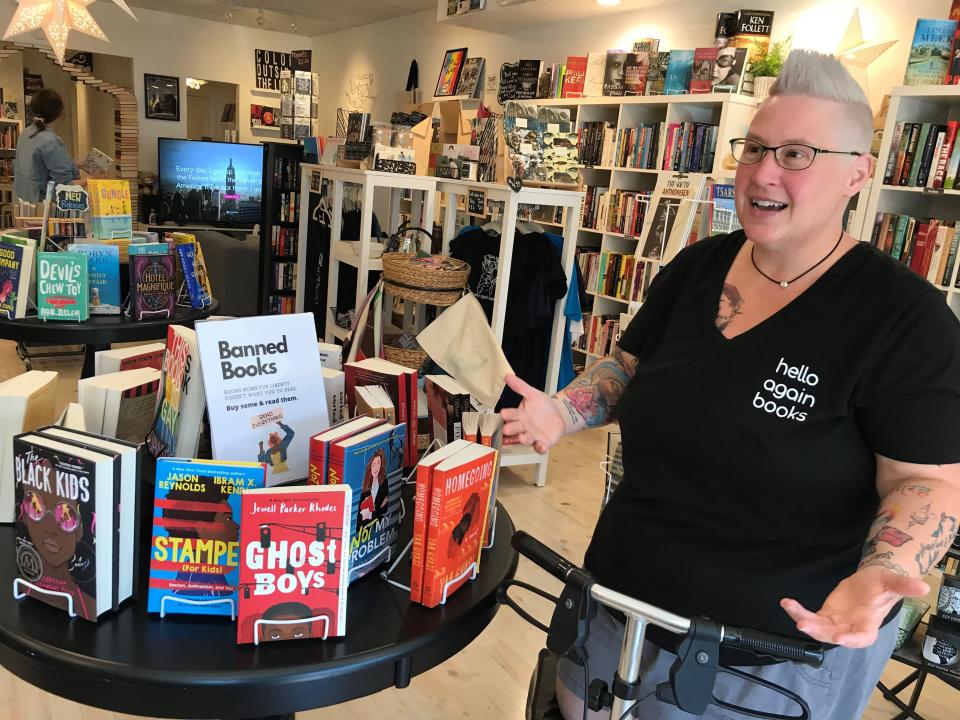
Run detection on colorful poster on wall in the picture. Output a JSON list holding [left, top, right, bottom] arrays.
[[250, 104, 278, 127], [435, 48, 467, 98], [255, 49, 291, 91]]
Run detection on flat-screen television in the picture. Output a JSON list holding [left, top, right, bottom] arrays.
[[157, 138, 264, 227]]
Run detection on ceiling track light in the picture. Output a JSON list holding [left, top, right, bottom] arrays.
[[256, 7, 265, 26], [223, 3, 233, 20]]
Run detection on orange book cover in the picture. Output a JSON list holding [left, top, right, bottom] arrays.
[[411, 439, 473, 604], [420, 444, 496, 608]]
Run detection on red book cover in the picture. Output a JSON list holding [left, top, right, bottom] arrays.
[[919, 220, 941, 277], [689, 47, 718, 94], [420, 444, 496, 608], [562, 56, 587, 97], [236, 484, 351, 645], [411, 439, 472, 603], [307, 416, 386, 485], [947, 29, 960, 84], [344, 359, 414, 467]]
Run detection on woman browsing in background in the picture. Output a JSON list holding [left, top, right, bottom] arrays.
[[502, 49, 960, 719], [13, 89, 81, 203]]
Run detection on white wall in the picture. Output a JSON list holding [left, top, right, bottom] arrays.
[[310, 0, 948, 135], [0, 3, 306, 171]]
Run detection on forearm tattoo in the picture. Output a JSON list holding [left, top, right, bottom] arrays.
[[859, 483, 959, 577], [556, 349, 635, 428]]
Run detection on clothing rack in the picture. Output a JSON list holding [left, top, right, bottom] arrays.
[[436, 179, 584, 487]]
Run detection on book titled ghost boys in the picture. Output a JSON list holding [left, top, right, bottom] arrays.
[[196, 314, 330, 486]]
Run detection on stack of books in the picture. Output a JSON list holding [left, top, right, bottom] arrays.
[[412, 440, 496, 608], [344, 358, 418, 468]]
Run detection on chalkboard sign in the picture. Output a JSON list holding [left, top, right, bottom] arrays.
[[468, 189, 486, 215], [55, 184, 89, 212], [290, 49, 312, 71], [255, 49, 291, 91], [498, 62, 519, 105]]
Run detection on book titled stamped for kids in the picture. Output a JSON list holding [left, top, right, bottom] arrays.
[[237, 484, 351, 645], [196, 313, 330, 485]]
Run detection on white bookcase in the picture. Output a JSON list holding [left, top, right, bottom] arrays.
[[516, 93, 758, 359], [860, 84, 960, 316]]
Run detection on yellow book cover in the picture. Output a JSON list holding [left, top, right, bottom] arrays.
[[88, 180, 132, 216], [169, 232, 198, 245], [193, 240, 213, 298]]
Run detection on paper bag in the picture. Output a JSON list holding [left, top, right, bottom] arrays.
[[416, 293, 513, 410]]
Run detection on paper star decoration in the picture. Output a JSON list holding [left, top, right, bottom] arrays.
[[107, 0, 138, 21], [3, 0, 112, 65], [834, 8, 896, 69]]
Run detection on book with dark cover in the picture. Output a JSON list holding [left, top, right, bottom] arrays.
[[128, 253, 175, 321], [623, 52, 649, 95], [603, 52, 627, 96], [899, 123, 923, 186], [148, 458, 266, 618], [516, 60, 542, 100], [947, 28, 960, 84], [645, 52, 670, 96], [236, 484, 351, 644], [715, 12, 737, 47], [0, 239, 29, 319], [13, 433, 117, 621]]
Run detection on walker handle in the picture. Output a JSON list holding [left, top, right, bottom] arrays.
[[511, 531, 577, 581], [722, 627, 825, 667]]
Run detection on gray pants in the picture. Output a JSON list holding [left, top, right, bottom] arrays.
[[557, 606, 900, 719]]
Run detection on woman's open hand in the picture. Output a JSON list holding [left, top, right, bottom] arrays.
[[500, 374, 567, 454]]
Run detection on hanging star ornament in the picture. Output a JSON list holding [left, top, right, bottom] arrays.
[[834, 8, 897, 69], [107, 0, 138, 21], [3, 0, 109, 65]]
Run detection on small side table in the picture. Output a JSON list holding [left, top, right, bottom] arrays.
[[876, 620, 960, 720]]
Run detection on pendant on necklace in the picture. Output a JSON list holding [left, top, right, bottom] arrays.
[[780, 281, 789, 288]]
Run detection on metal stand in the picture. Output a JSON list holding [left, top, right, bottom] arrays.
[[13, 578, 76, 617], [159, 595, 236, 620]]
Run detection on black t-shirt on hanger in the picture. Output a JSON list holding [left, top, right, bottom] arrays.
[[585, 231, 960, 648]]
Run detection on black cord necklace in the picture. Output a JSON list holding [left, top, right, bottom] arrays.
[[750, 230, 844, 289]]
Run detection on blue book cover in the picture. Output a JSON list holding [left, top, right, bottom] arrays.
[[0, 240, 25, 319], [69, 243, 121, 315], [147, 458, 266, 617], [128, 242, 171, 256], [664, 49, 694, 95], [90, 215, 133, 240], [327, 423, 406, 583], [176, 243, 212, 308], [904, 19, 958, 86], [710, 183, 741, 234]]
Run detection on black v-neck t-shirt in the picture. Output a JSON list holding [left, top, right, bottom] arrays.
[[584, 230, 960, 643]]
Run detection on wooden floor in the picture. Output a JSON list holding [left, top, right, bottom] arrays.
[[0, 339, 956, 719]]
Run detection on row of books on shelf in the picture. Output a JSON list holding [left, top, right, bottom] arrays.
[[272, 154, 301, 192], [882, 120, 960, 189], [0, 229, 213, 321], [0, 124, 17, 149], [272, 227, 298, 257], [578, 249, 657, 304], [615, 124, 662, 170], [0, 158, 12, 175], [500, 9, 771, 101], [276, 192, 299, 223], [870, 213, 959, 287], [664, 122, 719, 174], [576, 314, 621, 357], [269, 295, 297, 314], [581, 187, 653, 237], [271, 261, 297, 292]]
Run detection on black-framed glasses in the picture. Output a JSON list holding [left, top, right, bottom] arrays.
[[729, 138, 863, 171]]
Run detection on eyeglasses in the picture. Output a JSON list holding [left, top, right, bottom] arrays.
[[21, 491, 81, 533], [729, 138, 863, 171]]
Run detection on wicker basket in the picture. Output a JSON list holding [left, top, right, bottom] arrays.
[[383, 341, 429, 371], [381, 252, 470, 307]]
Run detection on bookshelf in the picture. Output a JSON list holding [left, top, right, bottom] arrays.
[[516, 93, 757, 360], [0, 119, 21, 230], [859, 84, 960, 317], [259, 142, 303, 315]]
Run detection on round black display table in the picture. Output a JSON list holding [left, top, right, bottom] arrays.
[[0, 302, 221, 378], [0, 506, 517, 720]]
